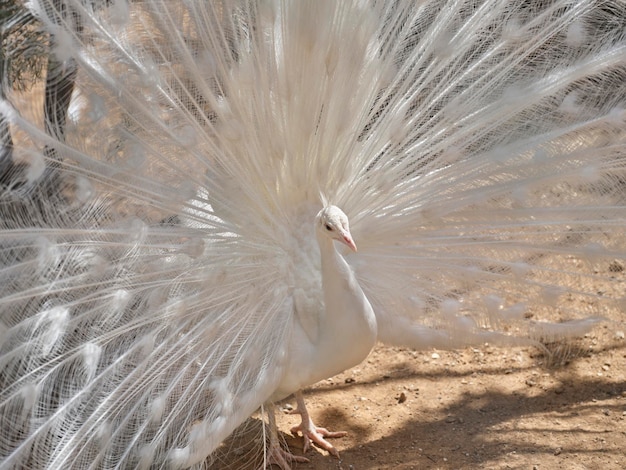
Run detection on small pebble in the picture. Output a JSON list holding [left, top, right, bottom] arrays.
[[397, 392, 407, 404], [431, 352, 440, 359]]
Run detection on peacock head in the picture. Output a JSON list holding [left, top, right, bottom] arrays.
[[316, 206, 357, 252]]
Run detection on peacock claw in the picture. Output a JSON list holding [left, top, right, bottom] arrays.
[[262, 443, 309, 470], [287, 391, 347, 458], [289, 419, 347, 457], [264, 404, 309, 470]]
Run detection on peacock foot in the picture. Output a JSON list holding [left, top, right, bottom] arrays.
[[289, 418, 347, 457], [288, 391, 347, 458], [261, 441, 309, 470], [263, 402, 310, 470]]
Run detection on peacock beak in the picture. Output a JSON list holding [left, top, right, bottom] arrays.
[[343, 234, 357, 252]]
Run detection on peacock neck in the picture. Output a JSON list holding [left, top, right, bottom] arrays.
[[315, 230, 377, 353], [315, 231, 351, 290]]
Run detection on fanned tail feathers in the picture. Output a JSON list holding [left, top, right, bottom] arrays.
[[1, 0, 625, 468]]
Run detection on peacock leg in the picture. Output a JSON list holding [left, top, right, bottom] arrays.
[[260, 404, 309, 470], [288, 390, 347, 458]]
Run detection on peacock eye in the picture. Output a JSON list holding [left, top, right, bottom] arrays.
[[325, 223, 333, 231]]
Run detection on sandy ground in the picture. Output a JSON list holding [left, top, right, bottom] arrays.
[[215, 269, 626, 470]]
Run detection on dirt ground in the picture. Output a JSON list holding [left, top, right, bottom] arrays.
[[216, 275, 626, 470]]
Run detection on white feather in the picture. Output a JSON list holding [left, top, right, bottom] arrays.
[[1, 0, 625, 468]]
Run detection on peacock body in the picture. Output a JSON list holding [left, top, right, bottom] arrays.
[[1, 0, 625, 468]]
